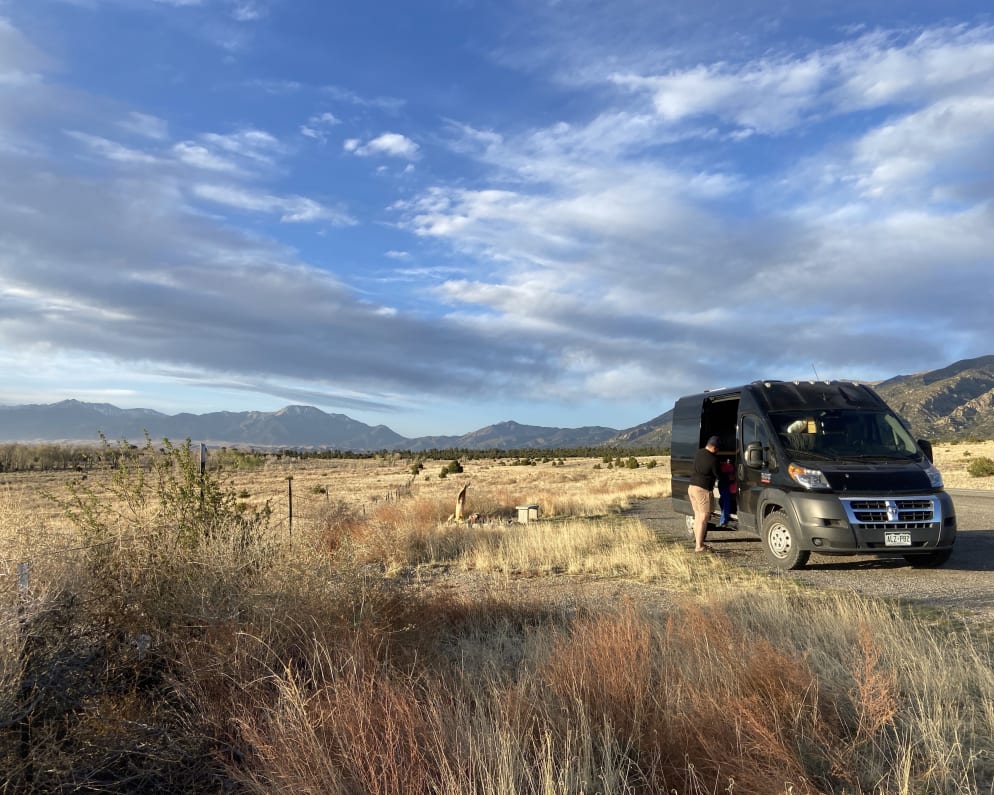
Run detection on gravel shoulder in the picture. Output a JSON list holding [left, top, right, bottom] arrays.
[[629, 488, 994, 625]]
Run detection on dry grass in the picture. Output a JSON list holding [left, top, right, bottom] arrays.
[[1, 448, 993, 793], [930, 439, 994, 489]]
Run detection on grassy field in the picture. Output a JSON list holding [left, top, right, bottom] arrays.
[[1, 442, 993, 793]]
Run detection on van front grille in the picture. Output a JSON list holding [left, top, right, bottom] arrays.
[[840, 496, 940, 531]]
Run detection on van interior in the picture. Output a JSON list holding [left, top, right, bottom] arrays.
[[702, 393, 740, 454]]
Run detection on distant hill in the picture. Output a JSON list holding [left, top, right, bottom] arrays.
[[604, 410, 673, 449], [0, 401, 620, 451], [412, 420, 619, 452], [0, 401, 408, 451], [1, 355, 991, 449], [874, 354, 994, 440]]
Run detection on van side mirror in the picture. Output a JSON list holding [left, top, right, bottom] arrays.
[[918, 439, 933, 463], [745, 442, 764, 468]]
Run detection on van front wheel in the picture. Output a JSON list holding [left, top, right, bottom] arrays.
[[762, 510, 810, 570]]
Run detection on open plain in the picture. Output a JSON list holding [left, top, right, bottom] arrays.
[[1, 441, 993, 793]]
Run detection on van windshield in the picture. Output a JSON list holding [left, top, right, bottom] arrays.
[[770, 409, 921, 460]]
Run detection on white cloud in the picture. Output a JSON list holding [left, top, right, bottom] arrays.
[[173, 141, 242, 173], [320, 84, 405, 111], [67, 131, 160, 164], [191, 182, 356, 225], [230, 1, 266, 21], [387, 21, 994, 401], [201, 128, 284, 163], [346, 132, 420, 159], [0, 17, 52, 84], [610, 25, 994, 136], [852, 96, 994, 199], [119, 112, 170, 141], [300, 111, 340, 142]]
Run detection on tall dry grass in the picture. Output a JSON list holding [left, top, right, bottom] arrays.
[[1, 448, 993, 793]]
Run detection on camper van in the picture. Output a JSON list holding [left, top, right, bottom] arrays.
[[670, 380, 956, 569]]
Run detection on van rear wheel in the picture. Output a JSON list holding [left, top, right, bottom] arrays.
[[762, 510, 809, 570]]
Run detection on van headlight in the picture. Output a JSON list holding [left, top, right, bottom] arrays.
[[788, 463, 831, 490], [924, 463, 944, 488]]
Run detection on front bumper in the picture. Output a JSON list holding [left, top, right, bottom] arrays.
[[785, 491, 957, 553]]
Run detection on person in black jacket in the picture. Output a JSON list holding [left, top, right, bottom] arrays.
[[689, 435, 721, 552]]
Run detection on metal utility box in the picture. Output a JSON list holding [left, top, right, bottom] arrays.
[[516, 504, 540, 523]]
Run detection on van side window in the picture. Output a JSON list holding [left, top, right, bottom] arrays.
[[742, 414, 777, 470]]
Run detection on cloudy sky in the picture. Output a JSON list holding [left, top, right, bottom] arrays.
[[1, 0, 992, 438]]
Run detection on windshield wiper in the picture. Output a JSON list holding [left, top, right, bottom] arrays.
[[847, 452, 916, 461], [789, 450, 835, 461]]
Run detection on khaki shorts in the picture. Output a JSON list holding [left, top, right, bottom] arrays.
[[688, 484, 714, 517]]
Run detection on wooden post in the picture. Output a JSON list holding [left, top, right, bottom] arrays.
[[287, 476, 293, 542], [199, 443, 207, 537], [454, 482, 470, 522], [17, 562, 33, 785]]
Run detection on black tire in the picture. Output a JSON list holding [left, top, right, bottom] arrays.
[[762, 509, 810, 570], [904, 549, 952, 568]]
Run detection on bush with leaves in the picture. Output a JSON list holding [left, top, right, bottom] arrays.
[[52, 435, 279, 633], [967, 456, 994, 477], [3, 436, 285, 791], [438, 460, 463, 478], [59, 435, 273, 553]]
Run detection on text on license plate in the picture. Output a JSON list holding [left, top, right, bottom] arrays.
[[884, 532, 912, 546]]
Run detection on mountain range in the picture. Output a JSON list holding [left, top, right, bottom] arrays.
[[2, 355, 992, 450]]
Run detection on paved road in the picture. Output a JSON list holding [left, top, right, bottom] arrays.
[[633, 489, 994, 623]]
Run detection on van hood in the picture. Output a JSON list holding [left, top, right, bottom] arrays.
[[813, 460, 932, 492]]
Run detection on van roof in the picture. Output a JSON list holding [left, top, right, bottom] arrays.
[[700, 380, 885, 411]]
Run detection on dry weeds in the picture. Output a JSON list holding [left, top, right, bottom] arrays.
[[1, 447, 993, 793]]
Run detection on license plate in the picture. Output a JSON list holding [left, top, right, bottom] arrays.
[[884, 532, 912, 546]]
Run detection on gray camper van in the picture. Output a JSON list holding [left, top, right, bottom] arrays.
[[670, 380, 956, 569]]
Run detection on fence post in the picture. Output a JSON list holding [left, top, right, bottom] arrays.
[[287, 476, 293, 543], [17, 561, 33, 785], [197, 443, 210, 539]]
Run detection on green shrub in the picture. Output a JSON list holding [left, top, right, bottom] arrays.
[[439, 460, 463, 478], [967, 456, 994, 477], [57, 434, 276, 560]]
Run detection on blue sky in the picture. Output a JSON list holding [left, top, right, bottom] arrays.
[[1, 0, 992, 439]]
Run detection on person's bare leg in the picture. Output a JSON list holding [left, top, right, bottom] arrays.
[[694, 511, 707, 550], [689, 486, 711, 551]]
